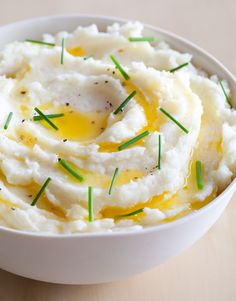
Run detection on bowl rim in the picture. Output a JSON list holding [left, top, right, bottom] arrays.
[[0, 13, 235, 239]]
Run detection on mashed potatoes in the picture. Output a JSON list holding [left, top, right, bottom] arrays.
[[0, 22, 235, 234]]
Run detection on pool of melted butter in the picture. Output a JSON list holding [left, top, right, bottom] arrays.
[[39, 103, 108, 141]]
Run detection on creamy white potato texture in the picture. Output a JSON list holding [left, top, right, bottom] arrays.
[[0, 22, 235, 234]]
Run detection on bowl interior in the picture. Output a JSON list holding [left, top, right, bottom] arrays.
[[0, 15, 235, 237]]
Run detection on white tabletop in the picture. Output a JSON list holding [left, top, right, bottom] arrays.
[[0, 0, 236, 300]]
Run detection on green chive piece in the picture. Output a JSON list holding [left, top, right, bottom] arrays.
[[157, 134, 161, 170], [58, 158, 84, 182], [31, 177, 51, 206], [108, 168, 119, 195], [113, 91, 137, 115], [33, 113, 64, 121], [110, 54, 130, 80], [159, 108, 189, 134], [128, 37, 155, 42], [117, 208, 144, 218], [34, 108, 58, 130], [61, 38, 65, 65], [83, 55, 93, 60], [4, 112, 13, 130], [220, 81, 232, 108], [118, 130, 150, 151], [196, 160, 204, 190], [25, 39, 55, 47], [170, 62, 189, 73], [88, 186, 94, 222]]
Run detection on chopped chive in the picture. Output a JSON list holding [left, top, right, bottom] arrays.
[[113, 91, 137, 115], [157, 134, 161, 169], [61, 38, 65, 64], [25, 39, 55, 47], [33, 113, 64, 121], [34, 108, 58, 130], [117, 208, 144, 218], [58, 158, 84, 182], [4, 112, 13, 130], [170, 62, 189, 73], [88, 186, 94, 222], [128, 37, 155, 42], [108, 168, 119, 195], [159, 108, 189, 134], [220, 81, 232, 108], [196, 160, 204, 190], [118, 130, 150, 151], [31, 177, 51, 206], [83, 55, 93, 60], [110, 54, 130, 80]]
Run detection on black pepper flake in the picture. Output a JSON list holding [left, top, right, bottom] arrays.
[[107, 68, 110, 71], [94, 82, 99, 85], [21, 119, 25, 123], [11, 207, 16, 211], [112, 71, 115, 74], [63, 139, 67, 142], [66, 102, 70, 106], [100, 127, 104, 130], [149, 166, 158, 173], [134, 177, 138, 180], [105, 80, 108, 83], [28, 194, 33, 198], [20, 91, 26, 95], [91, 121, 95, 124], [105, 101, 113, 109]]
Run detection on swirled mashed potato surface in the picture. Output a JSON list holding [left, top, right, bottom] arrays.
[[0, 22, 235, 233]]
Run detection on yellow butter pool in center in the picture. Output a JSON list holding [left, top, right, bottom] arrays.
[[37, 104, 108, 141], [55, 109, 108, 141]]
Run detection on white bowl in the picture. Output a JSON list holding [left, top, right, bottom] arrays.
[[0, 15, 235, 285]]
